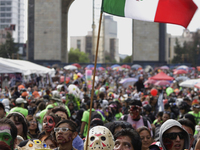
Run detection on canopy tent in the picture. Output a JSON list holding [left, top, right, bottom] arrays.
[[149, 72, 174, 81], [0, 57, 55, 76]]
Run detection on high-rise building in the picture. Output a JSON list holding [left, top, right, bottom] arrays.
[[70, 15, 119, 63], [0, 0, 25, 43]]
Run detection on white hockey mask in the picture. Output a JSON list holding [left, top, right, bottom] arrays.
[[84, 126, 114, 150]]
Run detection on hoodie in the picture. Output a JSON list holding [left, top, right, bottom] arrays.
[[159, 119, 190, 150]]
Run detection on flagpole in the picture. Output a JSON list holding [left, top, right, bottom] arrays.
[[85, 12, 103, 150]]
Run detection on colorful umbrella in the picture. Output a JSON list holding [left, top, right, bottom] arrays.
[[154, 80, 171, 87], [175, 76, 190, 82], [97, 67, 105, 71], [121, 64, 131, 69], [144, 79, 157, 85], [160, 66, 169, 70], [85, 64, 94, 70], [173, 69, 187, 75], [72, 63, 81, 68], [194, 82, 200, 89], [111, 64, 120, 68]]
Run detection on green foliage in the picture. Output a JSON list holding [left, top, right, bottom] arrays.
[[104, 52, 117, 63], [171, 30, 200, 67], [0, 32, 18, 58], [122, 55, 132, 63], [68, 48, 90, 63]]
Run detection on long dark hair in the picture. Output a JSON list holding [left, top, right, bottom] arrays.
[[7, 112, 29, 140]]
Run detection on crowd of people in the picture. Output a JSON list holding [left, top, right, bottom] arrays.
[[0, 64, 200, 150]]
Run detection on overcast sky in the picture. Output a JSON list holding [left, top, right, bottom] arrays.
[[68, 0, 200, 55]]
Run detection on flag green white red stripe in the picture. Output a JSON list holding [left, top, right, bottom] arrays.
[[101, 0, 198, 28]]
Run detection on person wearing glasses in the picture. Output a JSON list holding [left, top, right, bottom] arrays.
[[159, 119, 190, 150], [53, 120, 78, 150], [178, 118, 195, 150]]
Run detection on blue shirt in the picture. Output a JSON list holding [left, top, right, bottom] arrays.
[[73, 135, 83, 150]]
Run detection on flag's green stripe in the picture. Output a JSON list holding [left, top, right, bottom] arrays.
[[101, 0, 126, 17]]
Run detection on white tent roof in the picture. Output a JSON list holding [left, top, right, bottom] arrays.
[[0, 57, 55, 76]]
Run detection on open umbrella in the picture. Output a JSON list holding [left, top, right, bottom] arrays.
[[179, 79, 200, 88], [111, 64, 120, 68], [121, 65, 131, 69], [160, 66, 169, 70], [175, 76, 190, 82], [97, 67, 105, 71], [195, 82, 200, 89], [119, 78, 138, 88], [173, 69, 187, 75], [131, 64, 142, 70], [64, 65, 77, 70], [72, 63, 81, 68], [154, 80, 171, 87], [85, 64, 94, 69], [144, 79, 157, 85]]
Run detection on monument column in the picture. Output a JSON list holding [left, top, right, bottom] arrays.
[[61, 0, 74, 63]]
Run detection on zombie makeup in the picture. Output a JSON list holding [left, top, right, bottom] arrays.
[[0, 126, 13, 150], [129, 105, 141, 120], [43, 116, 55, 132]]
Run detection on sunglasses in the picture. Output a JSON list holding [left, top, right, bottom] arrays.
[[163, 132, 185, 140], [54, 127, 74, 132]]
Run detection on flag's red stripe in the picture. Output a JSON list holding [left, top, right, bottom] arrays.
[[154, 0, 197, 28]]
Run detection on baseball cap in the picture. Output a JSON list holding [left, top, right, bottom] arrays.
[[16, 97, 27, 104]]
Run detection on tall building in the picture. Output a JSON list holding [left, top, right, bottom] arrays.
[[70, 15, 119, 63], [0, 0, 25, 43]]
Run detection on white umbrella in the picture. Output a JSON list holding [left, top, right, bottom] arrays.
[[179, 79, 200, 88], [64, 65, 77, 70], [119, 78, 138, 88], [175, 76, 190, 82]]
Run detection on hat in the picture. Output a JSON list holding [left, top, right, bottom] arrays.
[[21, 92, 28, 97], [192, 99, 199, 108], [0, 102, 5, 110], [16, 98, 27, 104], [51, 91, 61, 102]]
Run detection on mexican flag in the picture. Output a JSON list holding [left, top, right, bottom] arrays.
[[101, 0, 198, 28]]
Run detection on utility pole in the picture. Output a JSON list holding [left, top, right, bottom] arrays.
[[92, 0, 96, 63]]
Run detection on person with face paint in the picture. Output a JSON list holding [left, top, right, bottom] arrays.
[[38, 112, 60, 141], [120, 99, 152, 135], [0, 118, 17, 150], [53, 120, 78, 150], [159, 119, 190, 150]]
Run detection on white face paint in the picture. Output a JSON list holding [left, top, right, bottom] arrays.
[[84, 126, 115, 150]]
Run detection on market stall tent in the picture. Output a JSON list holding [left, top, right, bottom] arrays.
[[149, 72, 174, 81]]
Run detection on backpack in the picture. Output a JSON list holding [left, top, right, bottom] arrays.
[[122, 114, 148, 128]]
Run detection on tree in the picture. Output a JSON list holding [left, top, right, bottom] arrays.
[[171, 38, 184, 64], [0, 32, 18, 58], [68, 48, 90, 63], [122, 55, 132, 63]]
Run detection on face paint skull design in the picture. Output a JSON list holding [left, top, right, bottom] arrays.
[[129, 105, 141, 120], [84, 126, 114, 150], [43, 116, 55, 132]]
